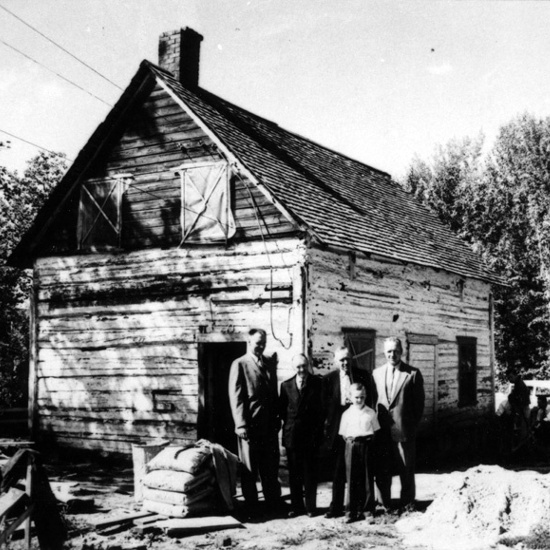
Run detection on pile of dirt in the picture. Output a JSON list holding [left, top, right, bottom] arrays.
[[396, 465, 550, 549]]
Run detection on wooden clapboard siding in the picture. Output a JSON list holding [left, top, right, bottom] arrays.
[[42, 84, 295, 255], [307, 246, 494, 431], [34, 238, 306, 453]]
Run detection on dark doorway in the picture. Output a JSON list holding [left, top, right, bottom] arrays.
[[197, 341, 246, 455]]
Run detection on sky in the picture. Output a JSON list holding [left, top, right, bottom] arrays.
[[0, 0, 550, 180]]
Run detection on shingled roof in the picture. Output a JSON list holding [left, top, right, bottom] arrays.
[[147, 63, 499, 284], [10, 59, 500, 284]]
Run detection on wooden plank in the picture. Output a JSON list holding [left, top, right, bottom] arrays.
[[0, 488, 27, 518], [156, 516, 244, 537], [90, 510, 155, 529], [38, 375, 197, 392]]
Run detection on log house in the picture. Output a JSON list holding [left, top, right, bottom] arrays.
[[9, 28, 502, 454]]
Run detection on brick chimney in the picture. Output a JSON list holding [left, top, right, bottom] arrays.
[[158, 27, 203, 88]]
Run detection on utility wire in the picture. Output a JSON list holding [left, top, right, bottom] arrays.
[[0, 128, 72, 160], [0, 2, 124, 91], [0, 38, 113, 107]]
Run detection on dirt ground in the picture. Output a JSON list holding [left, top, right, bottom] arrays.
[[9, 455, 550, 550], [55, 460, 416, 550]]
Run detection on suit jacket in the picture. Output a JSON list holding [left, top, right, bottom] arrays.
[[279, 374, 324, 450], [322, 367, 376, 451], [373, 362, 425, 442], [228, 353, 279, 439]]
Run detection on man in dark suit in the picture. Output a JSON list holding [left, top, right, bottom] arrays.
[[279, 353, 324, 517], [323, 346, 376, 518], [373, 337, 425, 510], [228, 328, 281, 509]]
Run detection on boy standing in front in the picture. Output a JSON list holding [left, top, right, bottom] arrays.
[[338, 382, 380, 523]]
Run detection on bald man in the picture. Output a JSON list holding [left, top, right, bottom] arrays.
[[279, 354, 324, 517]]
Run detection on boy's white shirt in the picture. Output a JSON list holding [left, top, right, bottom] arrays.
[[338, 404, 380, 438]]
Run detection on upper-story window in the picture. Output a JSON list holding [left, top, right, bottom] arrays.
[[77, 176, 127, 250], [177, 161, 235, 244]]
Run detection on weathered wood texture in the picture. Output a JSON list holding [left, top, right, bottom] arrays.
[[42, 85, 295, 255], [34, 239, 307, 454], [307, 246, 494, 432]]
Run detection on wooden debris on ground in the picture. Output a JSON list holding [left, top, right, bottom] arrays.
[[90, 509, 156, 530], [90, 506, 244, 539], [132, 515, 243, 537]]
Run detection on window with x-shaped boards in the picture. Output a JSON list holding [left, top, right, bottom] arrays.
[[176, 161, 236, 244], [77, 162, 236, 250]]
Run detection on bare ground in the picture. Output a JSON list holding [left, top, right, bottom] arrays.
[[9, 457, 550, 550]]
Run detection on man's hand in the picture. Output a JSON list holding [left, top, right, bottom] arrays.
[[236, 427, 248, 440]]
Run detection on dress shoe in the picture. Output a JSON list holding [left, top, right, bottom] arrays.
[[324, 510, 343, 519], [345, 513, 365, 524]]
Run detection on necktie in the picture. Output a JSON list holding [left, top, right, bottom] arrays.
[[389, 367, 398, 398]]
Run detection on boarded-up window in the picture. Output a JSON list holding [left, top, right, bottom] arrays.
[[408, 333, 438, 428], [178, 161, 235, 243], [457, 336, 477, 407], [343, 329, 376, 373], [78, 179, 124, 250]]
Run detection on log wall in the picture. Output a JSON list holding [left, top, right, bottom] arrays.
[[307, 246, 494, 432], [33, 239, 307, 453]]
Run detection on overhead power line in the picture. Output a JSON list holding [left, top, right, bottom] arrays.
[[0, 38, 113, 107], [0, 3, 124, 91], [0, 128, 73, 161]]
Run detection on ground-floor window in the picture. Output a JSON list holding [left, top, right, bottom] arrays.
[[342, 328, 376, 373], [457, 336, 477, 407]]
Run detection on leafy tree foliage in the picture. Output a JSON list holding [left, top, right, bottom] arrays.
[[0, 152, 67, 406], [402, 114, 550, 382]]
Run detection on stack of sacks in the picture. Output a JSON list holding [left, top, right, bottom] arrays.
[[142, 445, 218, 517]]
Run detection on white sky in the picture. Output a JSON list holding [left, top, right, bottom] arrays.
[[0, 0, 549, 180]]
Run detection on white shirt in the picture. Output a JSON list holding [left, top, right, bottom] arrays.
[[338, 405, 380, 438], [296, 374, 307, 391]]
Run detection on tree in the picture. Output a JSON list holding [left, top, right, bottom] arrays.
[[402, 134, 485, 241], [401, 114, 550, 383], [0, 151, 67, 407], [482, 114, 550, 381]]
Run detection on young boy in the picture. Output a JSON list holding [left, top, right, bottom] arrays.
[[338, 382, 380, 523]]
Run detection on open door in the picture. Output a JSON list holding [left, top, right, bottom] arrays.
[[197, 341, 246, 455]]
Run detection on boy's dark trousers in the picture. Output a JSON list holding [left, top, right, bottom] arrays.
[[344, 436, 374, 517]]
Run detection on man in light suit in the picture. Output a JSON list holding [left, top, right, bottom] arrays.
[[373, 337, 424, 510], [228, 328, 281, 510], [279, 354, 324, 517], [323, 346, 376, 518]]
